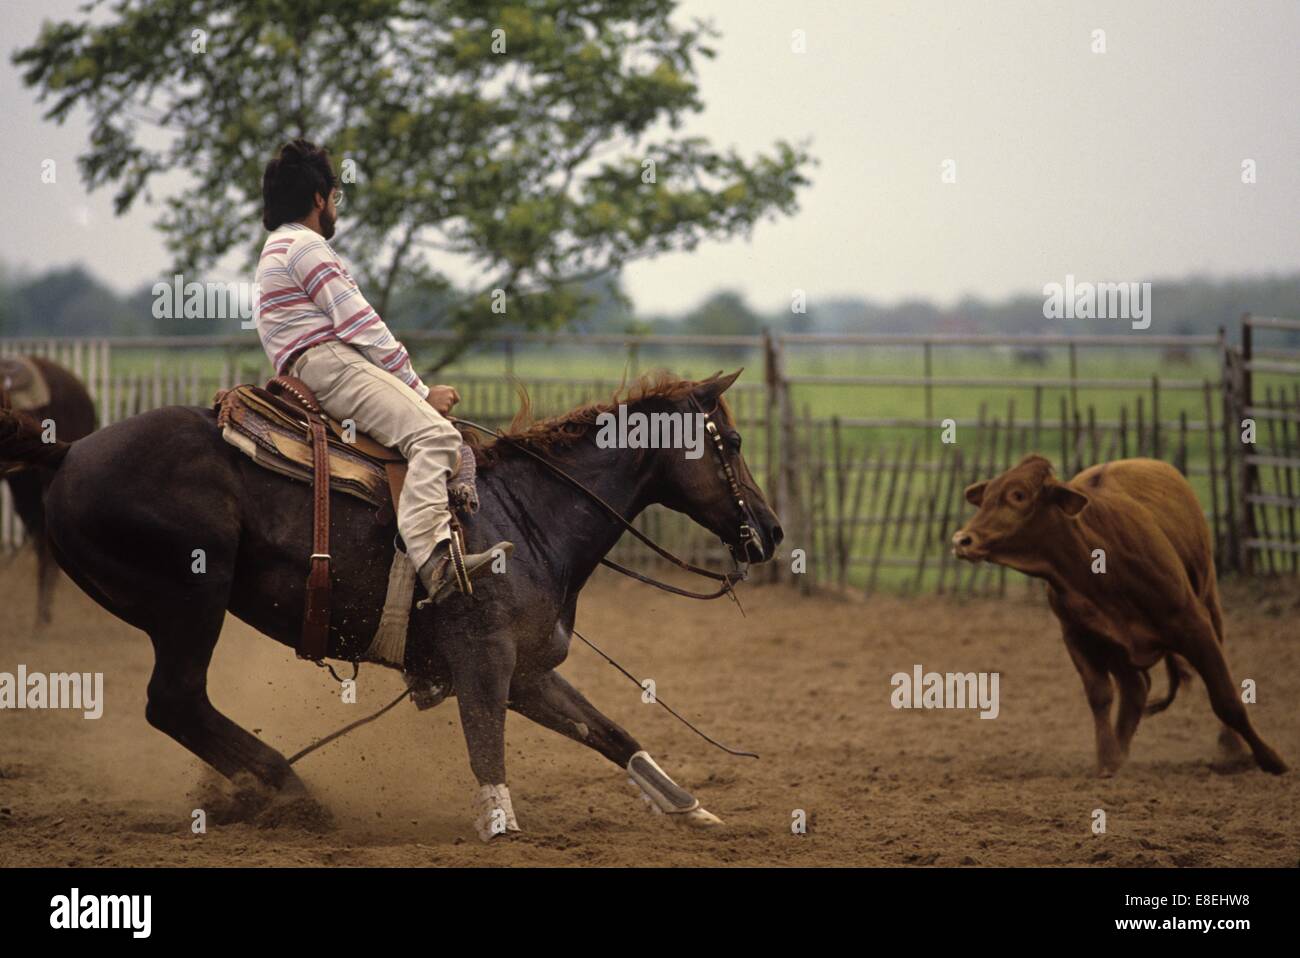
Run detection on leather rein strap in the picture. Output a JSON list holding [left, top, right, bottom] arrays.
[[451, 409, 750, 604], [267, 376, 333, 660]]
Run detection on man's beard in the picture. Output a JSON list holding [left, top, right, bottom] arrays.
[[319, 207, 336, 240]]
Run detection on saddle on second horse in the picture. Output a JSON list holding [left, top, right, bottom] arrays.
[[214, 376, 478, 662], [0, 356, 52, 411]]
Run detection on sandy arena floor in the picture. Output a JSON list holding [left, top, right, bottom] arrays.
[[1, 550, 1296, 867]]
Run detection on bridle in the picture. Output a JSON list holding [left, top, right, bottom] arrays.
[[451, 394, 764, 607], [690, 393, 765, 566]]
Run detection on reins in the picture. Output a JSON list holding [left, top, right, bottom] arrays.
[[287, 686, 408, 765], [571, 626, 758, 759], [449, 412, 750, 608]]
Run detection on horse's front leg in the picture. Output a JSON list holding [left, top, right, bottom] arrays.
[[509, 666, 723, 829], [446, 635, 519, 842]]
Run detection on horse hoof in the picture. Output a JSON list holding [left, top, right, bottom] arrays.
[[480, 826, 524, 843], [673, 805, 724, 828], [258, 793, 335, 833]]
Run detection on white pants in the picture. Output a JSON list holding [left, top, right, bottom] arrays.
[[292, 341, 459, 569]]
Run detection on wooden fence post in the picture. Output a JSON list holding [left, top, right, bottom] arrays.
[[1203, 380, 1222, 564], [1237, 315, 1257, 573]]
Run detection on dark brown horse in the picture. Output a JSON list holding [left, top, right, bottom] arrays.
[[0, 356, 97, 624], [0, 369, 781, 840]]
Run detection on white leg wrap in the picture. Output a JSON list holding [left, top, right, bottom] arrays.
[[625, 751, 723, 828], [475, 783, 521, 842]]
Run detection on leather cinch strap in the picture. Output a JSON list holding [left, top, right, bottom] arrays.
[[268, 376, 333, 660]]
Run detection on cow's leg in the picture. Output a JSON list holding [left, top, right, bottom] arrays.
[[1202, 583, 1247, 758], [1062, 629, 1123, 775], [1176, 611, 1287, 773], [1216, 723, 1248, 759], [445, 637, 518, 841], [509, 668, 723, 828], [1113, 666, 1149, 758]]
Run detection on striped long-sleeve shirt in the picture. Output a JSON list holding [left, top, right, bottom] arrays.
[[254, 223, 428, 398]]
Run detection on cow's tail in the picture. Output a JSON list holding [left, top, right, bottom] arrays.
[[1145, 654, 1191, 716], [0, 406, 71, 476]]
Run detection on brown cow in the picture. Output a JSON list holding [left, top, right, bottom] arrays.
[[952, 454, 1286, 776]]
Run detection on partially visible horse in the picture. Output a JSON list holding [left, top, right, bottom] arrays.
[[0, 355, 97, 624], [0, 368, 782, 841]]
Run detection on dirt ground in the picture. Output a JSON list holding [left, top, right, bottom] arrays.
[[0, 549, 1296, 867]]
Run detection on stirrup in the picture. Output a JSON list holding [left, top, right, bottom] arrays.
[[416, 537, 512, 608], [433, 540, 513, 603], [448, 532, 473, 596]]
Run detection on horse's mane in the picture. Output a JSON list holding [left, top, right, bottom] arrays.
[[462, 369, 735, 468]]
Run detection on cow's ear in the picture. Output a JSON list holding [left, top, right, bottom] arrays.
[[1048, 482, 1088, 516], [964, 481, 988, 506]]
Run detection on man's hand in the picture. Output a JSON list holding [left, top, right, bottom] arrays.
[[426, 384, 460, 415]]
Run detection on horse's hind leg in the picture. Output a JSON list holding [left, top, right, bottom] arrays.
[[509, 667, 724, 829], [33, 529, 58, 626], [6, 471, 55, 626], [145, 602, 305, 796]]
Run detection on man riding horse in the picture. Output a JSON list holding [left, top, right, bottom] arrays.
[[0, 137, 783, 843], [254, 138, 512, 602]]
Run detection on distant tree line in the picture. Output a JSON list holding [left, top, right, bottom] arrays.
[[0, 260, 1295, 344]]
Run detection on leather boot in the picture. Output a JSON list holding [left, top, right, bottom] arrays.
[[418, 537, 513, 605]]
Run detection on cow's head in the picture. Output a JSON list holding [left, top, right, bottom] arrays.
[[951, 454, 1088, 563]]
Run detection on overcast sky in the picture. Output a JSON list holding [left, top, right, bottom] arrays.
[[2, 0, 1297, 315]]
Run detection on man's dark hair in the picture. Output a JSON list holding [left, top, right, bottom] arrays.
[[262, 139, 336, 230]]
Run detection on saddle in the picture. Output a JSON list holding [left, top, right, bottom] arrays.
[[0, 356, 51, 411], [214, 376, 476, 662], [215, 379, 414, 516]]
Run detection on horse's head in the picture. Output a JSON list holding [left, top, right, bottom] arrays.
[[642, 370, 783, 565]]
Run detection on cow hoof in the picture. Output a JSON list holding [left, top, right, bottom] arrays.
[[1096, 766, 1118, 779], [1217, 726, 1247, 757], [1209, 754, 1254, 775], [1256, 751, 1289, 775]]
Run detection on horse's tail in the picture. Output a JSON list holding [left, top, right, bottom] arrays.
[[0, 406, 72, 476], [1145, 653, 1190, 716]]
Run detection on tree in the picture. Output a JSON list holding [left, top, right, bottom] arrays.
[[681, 290, 760, 337], [14, 0, 812, 367]]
